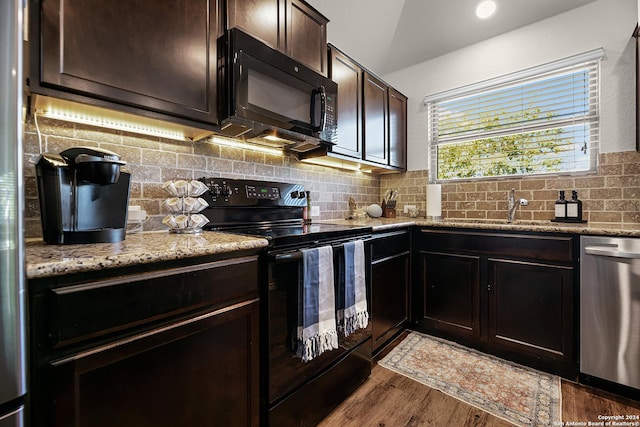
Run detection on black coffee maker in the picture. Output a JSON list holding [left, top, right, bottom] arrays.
[[36, 146, 131, 244]]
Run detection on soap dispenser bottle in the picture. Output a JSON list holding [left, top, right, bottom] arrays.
[[566, 190, 583, 221], [555, 190, 567, 220]]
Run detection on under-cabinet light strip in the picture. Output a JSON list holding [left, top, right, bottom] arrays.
[[36, 106, 187, 141], [209, 136, 284, 156], [301, 157, 370, 173]]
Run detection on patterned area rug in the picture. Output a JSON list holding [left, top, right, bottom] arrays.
[[378, 332, 562, 426]]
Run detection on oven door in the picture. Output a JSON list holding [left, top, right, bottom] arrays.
[[267, 244, 371, 405]]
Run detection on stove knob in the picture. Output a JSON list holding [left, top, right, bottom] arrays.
[[210, 184, 222, 197], [221, 185, 233, 197], [291, 190, 300, 199]]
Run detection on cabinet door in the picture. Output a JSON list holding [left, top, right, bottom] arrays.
[[226, 0, 282, 49], [416, 251, 480, 339], [371, 252, 410, 353], [363, 72, 389, 164], [388, 88, 407, 169], [36, 0, 218, 124], [285, 0, 328, 75], [329, 46, 362, 158], [488, 259, 573, 363], [44, 300, 259, 427]]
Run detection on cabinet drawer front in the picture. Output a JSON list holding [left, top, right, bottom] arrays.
[[49, 256, 259, 347], [371, 230, 410, 261], [419, 229, 573, 263], [47, 300, 259, 427]]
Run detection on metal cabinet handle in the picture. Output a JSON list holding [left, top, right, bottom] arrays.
[[584, 245, 640, 259]]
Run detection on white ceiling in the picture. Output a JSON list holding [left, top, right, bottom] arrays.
[[307, 0, 600, 76]]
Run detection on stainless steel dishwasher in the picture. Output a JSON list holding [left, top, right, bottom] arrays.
[[581, 236, 640, 391]]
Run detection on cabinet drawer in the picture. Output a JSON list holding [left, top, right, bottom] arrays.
[[371, 230, 410, 261], [47, 300, 259, 427], [418, 229, 573, 263], [48, 256, 259, 347]]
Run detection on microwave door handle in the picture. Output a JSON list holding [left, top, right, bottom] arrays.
[[310, 86, 326, 132]]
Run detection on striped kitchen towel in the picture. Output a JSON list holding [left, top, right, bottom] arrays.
[[297, 245, 339, 362], [337, 240, 369, 336]]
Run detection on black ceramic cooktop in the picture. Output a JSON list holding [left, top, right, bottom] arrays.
[[230, 223, 372, 248]]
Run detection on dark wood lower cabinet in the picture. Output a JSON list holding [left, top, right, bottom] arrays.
[[370, 230, 410, 354], [49, 300, 259, 427], [412, 228, 578, 379], [29, 254, 261, 427], [417, 251, 480, 339], [488, 258, 574, 362]]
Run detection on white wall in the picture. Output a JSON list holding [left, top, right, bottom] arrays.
[[383, 0, 637, 172]]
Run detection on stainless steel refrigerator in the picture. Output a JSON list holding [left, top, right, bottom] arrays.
[[0, 0, 26, 425]]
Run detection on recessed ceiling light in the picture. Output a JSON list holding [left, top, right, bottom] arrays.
[[475, 0, 497, 19]]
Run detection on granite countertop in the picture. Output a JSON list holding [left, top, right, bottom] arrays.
[[25, 231, 269, 280], [27, 218, 640, 280], [321, 217, 640, 237], [319, 218, 416, 231]]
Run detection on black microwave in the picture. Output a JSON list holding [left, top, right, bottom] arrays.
[[217, 29, 338, 153]]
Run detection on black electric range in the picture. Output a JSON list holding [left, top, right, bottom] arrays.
[[198, 177, 373, 427]]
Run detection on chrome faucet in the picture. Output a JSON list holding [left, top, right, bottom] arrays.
[[507, 188, 529, 223]]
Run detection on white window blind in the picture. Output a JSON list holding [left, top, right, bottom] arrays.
[[425, 49, 603, 182]]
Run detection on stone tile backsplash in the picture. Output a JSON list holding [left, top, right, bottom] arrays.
[[23, 117, 380, 238], [23, 117, 640, 238], [380, 151, 640, 229]]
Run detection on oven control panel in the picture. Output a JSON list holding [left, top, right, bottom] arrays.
[[246, 185, 280, 200], [198, 177, 306, 207]]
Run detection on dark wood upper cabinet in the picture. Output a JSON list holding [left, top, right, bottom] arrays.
[[224, 0, 328, 75], [329, 46, 362, 158], [225, 0, 283, 51], [633, 26, 640, 152], [363, 71, 389, 164], [389, 88, 408, 169], [286, 0, 328, 75], [326, 46, 408, 172], [31, 0, 219, 124]]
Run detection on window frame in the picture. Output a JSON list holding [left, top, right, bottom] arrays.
[[424, 49, 604, 183]]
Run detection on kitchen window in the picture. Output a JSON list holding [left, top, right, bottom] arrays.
[[425, 49, 603, 181]]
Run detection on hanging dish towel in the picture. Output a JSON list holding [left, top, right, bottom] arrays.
[[297, 245, 339, 362], [337, 240, 369, 336]]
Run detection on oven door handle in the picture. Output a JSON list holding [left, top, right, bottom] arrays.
[[272, 241, 359, 264], [273, 252, 304, 264]]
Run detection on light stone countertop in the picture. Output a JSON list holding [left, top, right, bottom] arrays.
[[319, 218, 415, 231], [27, 218, 640, 280], [25, 231, 269, 280], [321, 217, 640, 237]]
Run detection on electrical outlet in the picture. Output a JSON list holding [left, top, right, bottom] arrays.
[[404, 204, 416, 214], [311, 206, 320, 217]]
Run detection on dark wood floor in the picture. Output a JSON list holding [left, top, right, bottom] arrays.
[[319, 334, 640, 427]]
